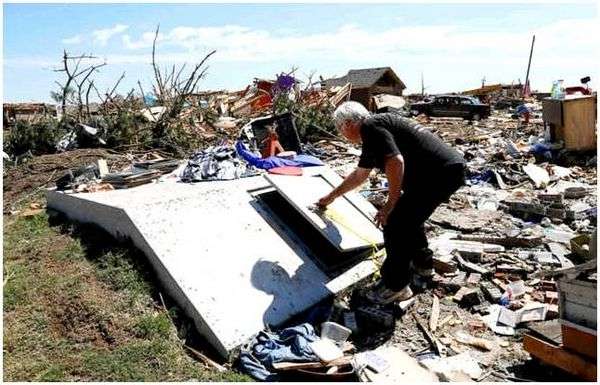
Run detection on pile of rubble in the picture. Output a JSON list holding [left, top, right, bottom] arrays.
[[315, 110, 596, 381]]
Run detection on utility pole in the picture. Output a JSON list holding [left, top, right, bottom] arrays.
[[421, 72, 425, 97], [524, 35, 535, 98]]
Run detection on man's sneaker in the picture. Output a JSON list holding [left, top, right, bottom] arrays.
[[365, 283, 413, 305]]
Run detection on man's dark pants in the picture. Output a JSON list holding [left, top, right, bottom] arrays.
[[380, 163, 466, 291]]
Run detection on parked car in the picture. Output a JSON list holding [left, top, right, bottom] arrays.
[[409, 95, 491, 120]]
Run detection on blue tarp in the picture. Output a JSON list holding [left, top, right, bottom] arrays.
[[235, 141, 324, 170]]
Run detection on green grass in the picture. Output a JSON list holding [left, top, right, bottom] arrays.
[[3, 210, 251, 382]]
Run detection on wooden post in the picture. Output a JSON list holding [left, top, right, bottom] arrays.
[[524, 35, 535, 98]]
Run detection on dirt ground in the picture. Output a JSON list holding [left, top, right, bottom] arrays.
[[2, 148, 133, 213]]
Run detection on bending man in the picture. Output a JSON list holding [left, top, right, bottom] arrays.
[[317, 102, 466, 304]]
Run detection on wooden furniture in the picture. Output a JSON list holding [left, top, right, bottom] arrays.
[[542, 96, 597, 151], [524, 334, 597, 381]]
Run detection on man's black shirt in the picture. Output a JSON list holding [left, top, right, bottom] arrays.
[[358, 113, 465, 189]]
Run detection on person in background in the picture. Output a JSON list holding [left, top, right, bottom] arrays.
[[515, 103, 532, 126], [317, 102, 466, 304]]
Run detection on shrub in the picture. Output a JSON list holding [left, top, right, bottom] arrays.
[[3, 118, 67, 156]]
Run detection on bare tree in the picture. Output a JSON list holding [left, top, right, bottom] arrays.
[[53, 50, 106, 119], [149, 25, 216, 143]]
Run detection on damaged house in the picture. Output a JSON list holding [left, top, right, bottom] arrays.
[[321, 67, 406, 111]]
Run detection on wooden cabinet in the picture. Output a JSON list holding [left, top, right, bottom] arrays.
[[542, 96, 597, 151]]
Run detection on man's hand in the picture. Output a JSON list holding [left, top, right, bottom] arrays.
[[317, 194, 335, 208], [374, 205, 392, 228]]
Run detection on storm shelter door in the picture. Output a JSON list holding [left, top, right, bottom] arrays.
[[265, 174, 384, 252]]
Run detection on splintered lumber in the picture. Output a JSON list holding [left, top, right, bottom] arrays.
[[430, 295, 440, 332], [523, 334, 596, 381], [412, 312, 444, 355], [272, 356, 353, 371]]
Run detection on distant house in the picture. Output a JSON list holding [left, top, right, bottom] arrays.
[[462, 83, 524, 100], [3, 103, 57, 126], [322, 67, 406, 110]]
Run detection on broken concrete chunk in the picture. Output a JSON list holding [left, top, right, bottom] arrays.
[[456, 254, 490, 275], [523, 163, 550, 188], [420, 352, 483, 380], [453, 287, 480, 306], [517, 250, 557, 265], [538, 192, 564, 204], [546, 242, 569, 258], [544, 227, 575, 245], [432, 239, 504, 260], [505, 200, 546, 216], [480, 282, 502, 303], [484, 305, 516, 335]]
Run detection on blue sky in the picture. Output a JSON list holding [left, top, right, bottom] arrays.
[[3, 3, 597, 102]]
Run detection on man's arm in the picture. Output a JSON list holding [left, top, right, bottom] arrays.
[[374, 154, 405, 227], [383, 154, 405, 211], [317, 167, 371, 207]]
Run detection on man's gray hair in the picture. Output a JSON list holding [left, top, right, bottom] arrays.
[[332, 101, 370, 129]]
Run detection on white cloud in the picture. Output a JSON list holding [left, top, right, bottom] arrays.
[[93, 24, 129, 46], [116, 19, 595, 66], [62, 34, 83, 45], [11, 18, 595, 95]]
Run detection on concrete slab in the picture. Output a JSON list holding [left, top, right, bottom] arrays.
[[46, 166, 378, 358], [265, 173, 384, 251]]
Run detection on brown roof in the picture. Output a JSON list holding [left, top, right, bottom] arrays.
[[322, 67, 406, 89]]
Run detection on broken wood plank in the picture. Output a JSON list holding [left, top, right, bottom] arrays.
[[272, 356, 353, 371], [430, 295, 440, 332], [184, 345, 227, 372], [412, 312, 444, 356], [523, 334, 597, 381], [561, 320, 597, 360]]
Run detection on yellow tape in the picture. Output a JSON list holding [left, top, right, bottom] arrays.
[[322, 207, 384, 270]]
